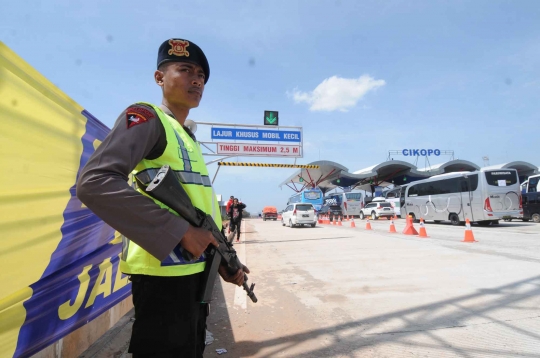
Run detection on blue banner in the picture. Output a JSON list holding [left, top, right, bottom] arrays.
[[211, 127, 301, 142]]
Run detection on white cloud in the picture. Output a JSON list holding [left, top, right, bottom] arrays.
[[289, 75, 386, 112]]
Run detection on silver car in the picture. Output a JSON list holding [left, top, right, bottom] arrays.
[[360, 201, 394, 220], [281, 203, 316, 228]]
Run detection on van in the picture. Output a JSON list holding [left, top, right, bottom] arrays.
[[319, 203, 343, 222], [522, 192, 540, 223], [281, 203, 317, 228]]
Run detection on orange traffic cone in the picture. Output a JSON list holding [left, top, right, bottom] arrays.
[[389, 217, 397, 233], [338, 217, 343, 226], [346, 215, 350, 221], [365, 218, 372, 230], [332, 216, 336, 225], [402, 215, 419, 235], [351, 217, 356, 228], [462, 219, 477, 242], [418, 218, 429, 238]]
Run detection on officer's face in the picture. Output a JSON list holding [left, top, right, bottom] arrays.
[[156, 62, 205, 108]]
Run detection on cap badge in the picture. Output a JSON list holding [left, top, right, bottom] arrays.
[[168, 39, 190, 57]]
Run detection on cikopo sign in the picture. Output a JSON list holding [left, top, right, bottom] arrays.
[[402, 149, 441, 156]]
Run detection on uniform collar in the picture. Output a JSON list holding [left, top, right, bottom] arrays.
[[160, 104, 175, 118], [160, 104, 196, 141]]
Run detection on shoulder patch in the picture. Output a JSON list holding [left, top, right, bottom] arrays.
[[126, 106, 156, 129]]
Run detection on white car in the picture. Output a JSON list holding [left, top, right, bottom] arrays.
[[359, 198, 394, 220], [281, 203, 317, 228]]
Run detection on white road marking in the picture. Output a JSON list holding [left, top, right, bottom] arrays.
[[233, 220, 247, 310]]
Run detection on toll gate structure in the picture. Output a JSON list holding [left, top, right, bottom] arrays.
[[280, 159, 538, 194]]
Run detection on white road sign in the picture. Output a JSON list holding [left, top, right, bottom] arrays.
[[216, 143, 301, 157]]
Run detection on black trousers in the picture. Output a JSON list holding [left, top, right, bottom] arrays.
[[229, 219, 241, 240], [128, 273, 208, 358]]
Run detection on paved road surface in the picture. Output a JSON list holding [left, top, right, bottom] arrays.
[[205, 218, 540, 357], [80, 218, 540, 357]]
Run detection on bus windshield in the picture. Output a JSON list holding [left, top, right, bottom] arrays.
[[484, 171, 518, 187], [304, 190, 321, 200], [345, 192, 362, 200]]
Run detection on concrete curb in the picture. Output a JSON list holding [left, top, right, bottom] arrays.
[[79, 309, 134, 358]]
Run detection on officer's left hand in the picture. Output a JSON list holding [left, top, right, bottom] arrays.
[[218, 264, 250, 286]]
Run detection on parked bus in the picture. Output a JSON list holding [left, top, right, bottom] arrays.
[[403, 169, 522, 226], [384, 185, 408, 217], [288, 188, 324, 212], [324, 191, 364, 217]]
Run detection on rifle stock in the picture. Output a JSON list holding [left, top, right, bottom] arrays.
[[136, 165, 257, 303]]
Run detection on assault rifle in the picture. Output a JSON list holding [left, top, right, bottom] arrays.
[[136, 165, 257, 303]]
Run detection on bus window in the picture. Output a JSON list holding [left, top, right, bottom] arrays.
[[468, 174, 478, 191], [459, 174, 478, 192], [460, 180, 469, 192], [345, 192, 362, 200], [400, 186, 408, 199], [484, 171, 518, 186], [385, 189, 398, 198]]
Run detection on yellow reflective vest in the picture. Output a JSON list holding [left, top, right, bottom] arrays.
[[120, 103, 222, 277]]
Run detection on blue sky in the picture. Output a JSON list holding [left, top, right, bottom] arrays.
[[2, 0, 539, 213]]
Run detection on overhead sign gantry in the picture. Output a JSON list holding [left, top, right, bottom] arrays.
[[190, 115, 306, 183], [199, 122, 303, 161]]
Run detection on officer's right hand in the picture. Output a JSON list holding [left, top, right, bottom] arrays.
[[181, 225, 219, 259]]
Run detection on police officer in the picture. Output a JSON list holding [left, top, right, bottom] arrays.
[[76, 38, 250, 358]]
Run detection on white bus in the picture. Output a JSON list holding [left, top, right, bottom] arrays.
[[325, 191, 364, 217], [403, 169, 522, 226], [287, 188, 324, 212], [384, 185, 408, 217]]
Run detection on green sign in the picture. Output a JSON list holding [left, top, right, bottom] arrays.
[[264, 110, 279, 126]]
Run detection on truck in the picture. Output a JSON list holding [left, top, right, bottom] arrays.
[[262, 206, 278, 221]]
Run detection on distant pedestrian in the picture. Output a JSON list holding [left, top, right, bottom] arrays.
[[226, 195, 234, 216], [228, 198, 246, 242]]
